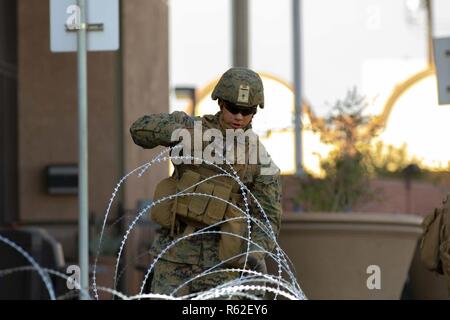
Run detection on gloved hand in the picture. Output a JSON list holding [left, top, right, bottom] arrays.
[[245, 254, 267, 274]]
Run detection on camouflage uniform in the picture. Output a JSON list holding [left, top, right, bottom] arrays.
[[129, 68, 282, 298], [421, 194, 450, 294]]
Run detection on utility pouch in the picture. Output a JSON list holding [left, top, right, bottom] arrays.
[[203, 184, 232, 225], [173, 170, 232, 227], [187, 181, 214, 221], [174, 170, 201, 219], [219, 202, 247, 268], [150, 177, 177, 229]]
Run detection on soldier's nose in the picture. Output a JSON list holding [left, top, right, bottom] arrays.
[[235, 113, 244, 120]]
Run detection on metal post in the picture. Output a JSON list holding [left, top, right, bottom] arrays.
[[77, 0, 89, 299], [425, 0, 434, 66], [292, 0, 303, 176], [232, 0, 249, 67]]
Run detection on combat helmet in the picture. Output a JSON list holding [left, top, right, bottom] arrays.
[[211, 67, 264, 108]]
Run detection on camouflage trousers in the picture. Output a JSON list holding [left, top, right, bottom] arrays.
[[150, 259, 245, 299], [150, 259, 269, 299]]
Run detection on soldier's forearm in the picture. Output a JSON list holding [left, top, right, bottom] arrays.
[[130, 112, 194, 149]]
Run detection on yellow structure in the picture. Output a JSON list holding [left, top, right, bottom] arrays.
[[375, 67, 450, 170]]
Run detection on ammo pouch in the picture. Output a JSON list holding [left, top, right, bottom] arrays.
[[174, 170, 247, 267], [173, 170, 232, 227], [151, 168, 248, 267], [150, 176, 177, 230]]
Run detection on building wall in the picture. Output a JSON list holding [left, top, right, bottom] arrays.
[[0, 0, 18, 225], [282, 175, 450, 216], [122, 0, 169, 215], [121, 0, 170, 294], [17, 0, 169, 293], [18, 0, 119, 223]]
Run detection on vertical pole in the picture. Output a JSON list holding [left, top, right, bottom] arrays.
[[115, 0, 125, 294], [425, 0, 434, 66], [77, 0, 89, 299], [232, 0, 249, 67], [293, 0, 303, 176]]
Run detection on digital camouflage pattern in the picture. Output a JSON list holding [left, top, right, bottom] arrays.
[[211, 67, 265, 109], [130, 107, 281, 296], [150, 258, 241, 297]]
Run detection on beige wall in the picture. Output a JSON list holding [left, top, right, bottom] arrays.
[[18, 0, 119, 223], [122, 0, 169, 213], [121, 0, 170, 293], [17, 0, 169, 292], [18, 0, 169, 223]]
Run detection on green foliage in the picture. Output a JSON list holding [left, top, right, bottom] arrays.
[[296, 87, 440, 212], [296, 152, 373, 212], [312, 87, 381, 158], [296, 88, 379, 212], [365, 141, 422, 178]]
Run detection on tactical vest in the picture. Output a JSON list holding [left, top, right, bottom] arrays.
[[150, 115, 258, 267]]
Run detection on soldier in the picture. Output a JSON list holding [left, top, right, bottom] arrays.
[[130, 67, 282, 299], [420, 193, 450, 294]]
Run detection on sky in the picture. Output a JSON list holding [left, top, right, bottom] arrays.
[[169, 0, 450, 116]]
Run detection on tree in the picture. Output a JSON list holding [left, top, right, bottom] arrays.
[[297, 88, 382, 212]]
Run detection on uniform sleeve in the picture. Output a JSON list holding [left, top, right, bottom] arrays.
[[129, 111, 195, 149], [249, 170, 283, 260]]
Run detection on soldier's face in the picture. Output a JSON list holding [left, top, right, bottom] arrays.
[[220, 101, 254, 129]]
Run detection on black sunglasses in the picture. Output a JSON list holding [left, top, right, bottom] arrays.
[[223, 102, 257, 116]]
